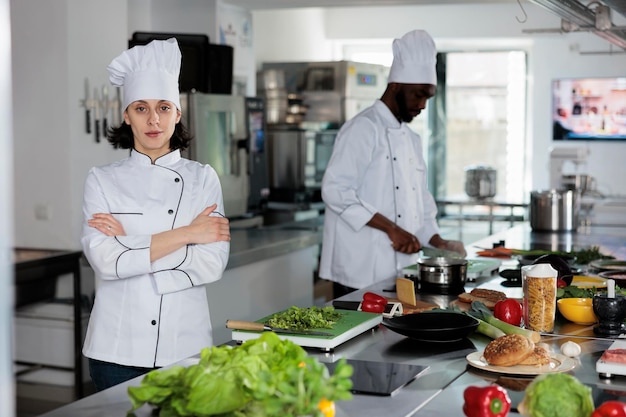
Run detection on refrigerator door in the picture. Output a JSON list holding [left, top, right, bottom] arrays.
[[182, 92, 249, 218]]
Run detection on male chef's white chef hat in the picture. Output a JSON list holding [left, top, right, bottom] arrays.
[[388, 30, 437, 85], [107, 38, 181, 111]]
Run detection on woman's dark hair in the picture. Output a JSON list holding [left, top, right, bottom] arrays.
[[106, 121, 193, 151]]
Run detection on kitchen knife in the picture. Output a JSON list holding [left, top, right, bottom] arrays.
[[225, 319, 333, 337], [94, 88, 100, 143], [333, 300, 403, 318], [84, 78, 91, 134], [421, 247, 465, 259], [101, 85, 109, 135]]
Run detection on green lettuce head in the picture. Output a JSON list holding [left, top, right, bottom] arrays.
[[518, 373, 594, 417]]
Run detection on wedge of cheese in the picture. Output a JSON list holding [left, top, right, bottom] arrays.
[[396, 277, 417, 306]]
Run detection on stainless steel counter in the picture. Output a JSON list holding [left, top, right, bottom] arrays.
[[227, 221, 322, 269], [38, 223, 626, 417]]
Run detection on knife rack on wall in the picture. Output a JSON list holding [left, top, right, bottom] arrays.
[[80, 77, 121, 143]]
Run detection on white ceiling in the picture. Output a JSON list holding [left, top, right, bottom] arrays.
[[225, 0, 509, 10]]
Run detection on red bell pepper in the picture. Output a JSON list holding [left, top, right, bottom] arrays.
[[363, 292, 387, 305], [463, 385, 511, 417], [592, 401, 626, 417], [361, 292, 387, 313], [494, 299, 523, 326]]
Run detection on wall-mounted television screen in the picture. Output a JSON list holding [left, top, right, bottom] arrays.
[[552, 77, 626, 141]]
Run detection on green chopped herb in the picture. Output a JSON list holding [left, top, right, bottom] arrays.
[[266, 306, 343, 330]]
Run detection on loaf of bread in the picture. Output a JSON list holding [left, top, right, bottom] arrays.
[[483, 334, 535, 367], [518, 345, 551, 366], [458, 288, 508, 309]]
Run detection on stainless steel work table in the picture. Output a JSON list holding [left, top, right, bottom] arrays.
[[38, 223, 626, 417]]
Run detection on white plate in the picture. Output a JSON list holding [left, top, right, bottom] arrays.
[[466, 351, 577, 376]]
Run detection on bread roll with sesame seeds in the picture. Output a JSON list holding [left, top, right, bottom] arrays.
[[483, 334, 535, 367]]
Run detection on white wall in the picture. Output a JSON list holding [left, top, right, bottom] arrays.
[[254, 3, 626, 198], [1, 0, 14, 412], [10, 1, 626, 249], [11, 0, 129, 249]]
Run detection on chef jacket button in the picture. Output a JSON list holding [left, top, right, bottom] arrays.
[[393, 157, 397, 161], [397, 214, 402, 218], [396, 186, 399, 190], [174, 178, 180, 183], [168, 209, 174, 214], [151, 320, 157, 325]]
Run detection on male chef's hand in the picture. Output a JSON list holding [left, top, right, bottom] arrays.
[[88, 213, 126, 236], [443, 239, 467, 257], [388, 227, 422, 254], [188, 204, 231, 244]]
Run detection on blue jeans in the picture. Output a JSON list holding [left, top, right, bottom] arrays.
[[88, 358, 155, 391]]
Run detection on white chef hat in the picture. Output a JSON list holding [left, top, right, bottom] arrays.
[[107, 38, 182, 111], [388, 30, 437, 85]]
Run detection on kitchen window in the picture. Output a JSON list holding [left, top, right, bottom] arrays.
[[345, 47, 528, 204]]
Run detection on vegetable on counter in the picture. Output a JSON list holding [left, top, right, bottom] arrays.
[[592, 401, 626, 417], [127, 332, 353, 417], [361, 291, 387, 313], [431, 306, 505, 339], [265, 306, 343, 331], [475, 245, 613, 264], [469, 301, 541, 343], [463, 385, 511, 417], [494, 299, 523, 326], [517, 373, 594, 417]]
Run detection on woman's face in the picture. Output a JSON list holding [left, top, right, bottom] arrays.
[[123, 99, 181, 160]]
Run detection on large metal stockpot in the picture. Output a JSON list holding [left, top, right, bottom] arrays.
[[417, 257, 468, 295], [529, 189, 579, 232]]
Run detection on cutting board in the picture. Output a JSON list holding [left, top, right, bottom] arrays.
[[230, 309, 383, 351]]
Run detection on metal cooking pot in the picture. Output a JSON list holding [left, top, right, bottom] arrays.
[[464, 165, 497, 199], [529, 189, 579, 232], [417, 257, 468, 295]]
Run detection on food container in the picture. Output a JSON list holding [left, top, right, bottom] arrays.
[[522, 263, 558, 332], [529, 189, 579, 232], [464, 165, 497, 199], [557, 298, 598, 325], [417, 257, 468, 295]]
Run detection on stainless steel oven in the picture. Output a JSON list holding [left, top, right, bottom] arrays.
[[267, 129, 337, 202]]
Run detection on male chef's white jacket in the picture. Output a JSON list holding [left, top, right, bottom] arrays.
[[81, 150, 229, 368], [320, 100, 439, 289]]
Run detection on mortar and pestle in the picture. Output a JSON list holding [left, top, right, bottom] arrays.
[[593, 279, 626, 337]]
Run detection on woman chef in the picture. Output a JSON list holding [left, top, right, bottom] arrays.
[[80, 38, 230, 391], [320, 30, 466, 298]]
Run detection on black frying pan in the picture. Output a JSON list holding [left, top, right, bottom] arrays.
[[382, 312, 479, 342]]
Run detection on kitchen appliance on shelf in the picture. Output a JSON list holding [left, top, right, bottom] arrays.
[[245, 97, 270, 213], [261, 60, 388, 126], [181, 92, 250, 219], [259, 60, 387, 210], [266, 127, 338, 204], [549, 146, 590, 190]]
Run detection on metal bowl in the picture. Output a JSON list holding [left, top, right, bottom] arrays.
[[382, 312, 479, 342]]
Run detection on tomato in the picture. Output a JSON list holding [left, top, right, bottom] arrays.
[[363, 292, 387, 305], [592, 400, 626, 417], [318, 398, 336, 417], [361, 300, 385, 313], [494, 298, 523, 326], [557, 278, 567, 288]]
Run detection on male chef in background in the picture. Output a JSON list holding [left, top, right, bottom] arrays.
[[320, 29, 466, 298]]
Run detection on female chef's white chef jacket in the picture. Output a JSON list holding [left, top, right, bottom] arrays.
[[81, 149, 229, 368], [320, 100, 439, 290]]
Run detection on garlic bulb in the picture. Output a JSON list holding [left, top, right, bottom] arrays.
[[561, 341, 582, 357]]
